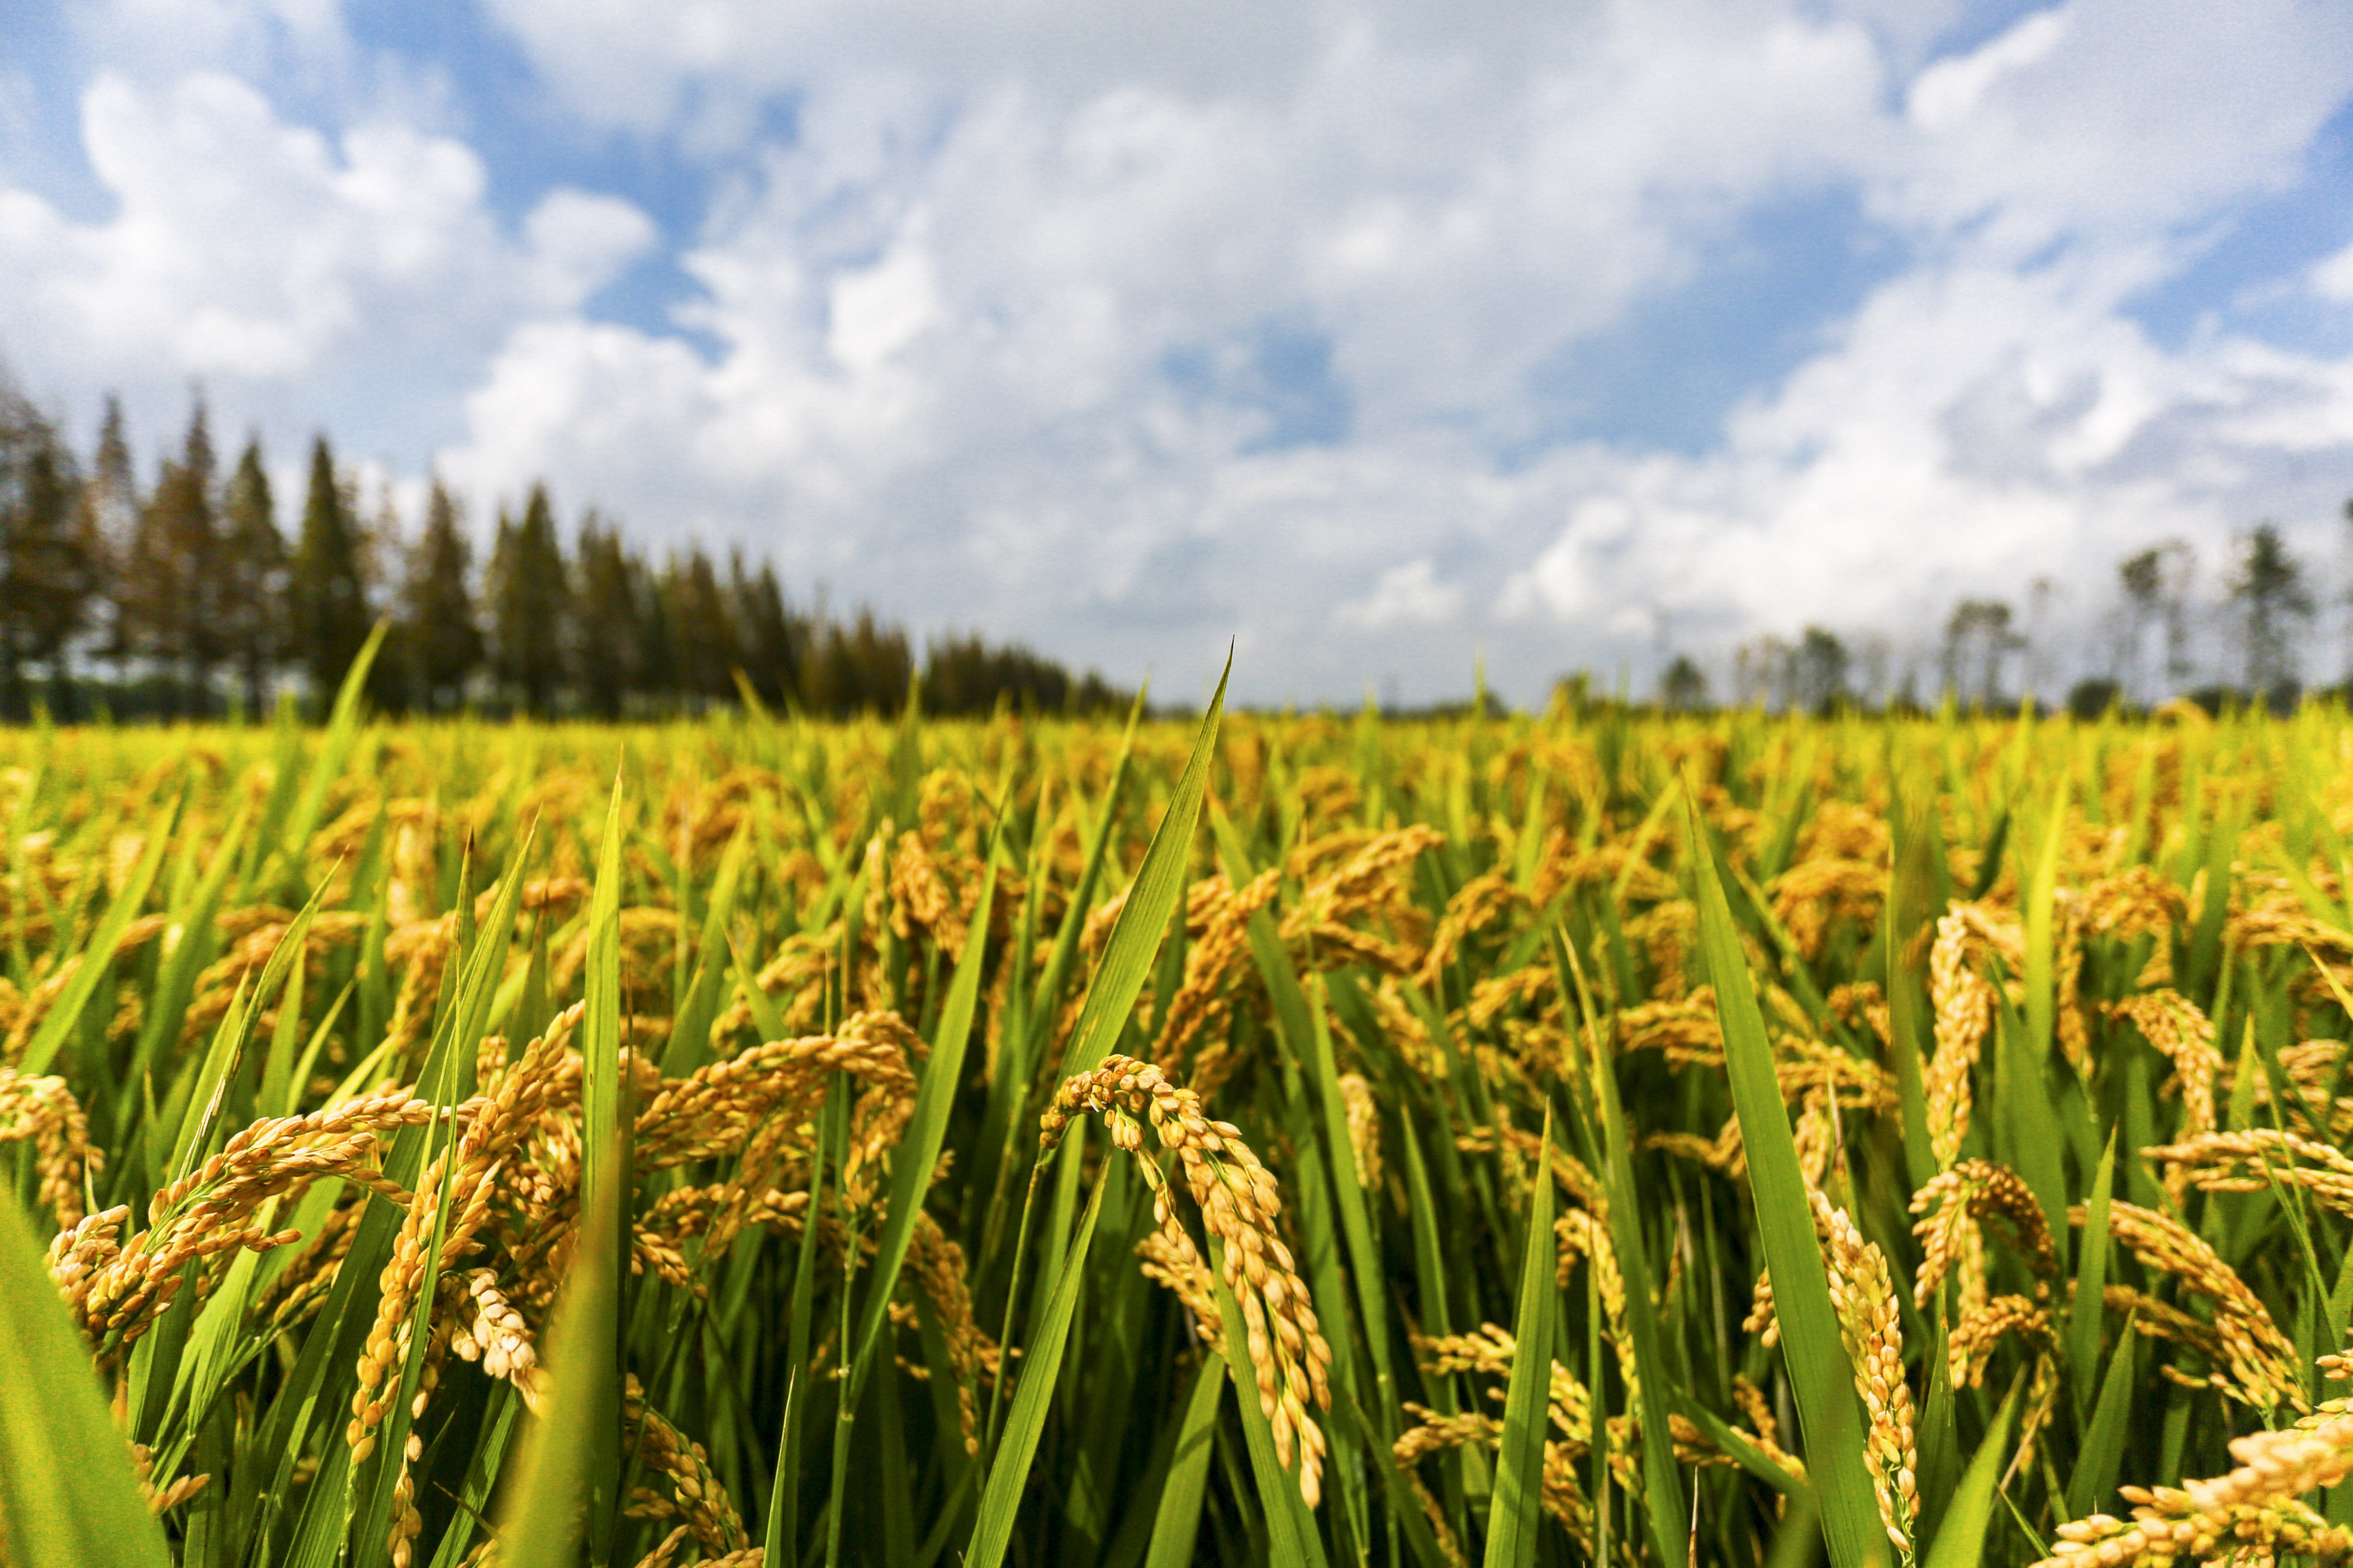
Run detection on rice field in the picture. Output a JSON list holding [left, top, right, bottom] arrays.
[[7, 658, 2353, 1567]]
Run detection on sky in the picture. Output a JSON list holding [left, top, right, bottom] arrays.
[[7, 0, 2353, 707]]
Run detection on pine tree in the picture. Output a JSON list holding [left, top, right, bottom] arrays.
[[487, 483, 570, 715], [88, 394, 137, 684], [362, 491, 414, 714], [399, 478, 482, 713], [219, 435, 285, 716], [631, 546, 676, 706], [286, 435, 370, 708], [660, 546, 738, 707], [729, 550, 800, 707], [120, 397, 221, 713], [574, 514, 640, 719], [805, 607, 911, 717], [0, 388, 95, 716]]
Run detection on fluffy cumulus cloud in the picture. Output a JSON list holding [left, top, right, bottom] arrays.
[[7, 0, 2353, 701]]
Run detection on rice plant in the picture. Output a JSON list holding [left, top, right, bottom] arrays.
[[5, 664, 2353, 1567]]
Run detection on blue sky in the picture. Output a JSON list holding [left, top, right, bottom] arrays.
[[6, 0, 2353, 705]]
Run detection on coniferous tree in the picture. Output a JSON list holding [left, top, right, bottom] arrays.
[[219, 436, 286, 716], [631, 547, 676, 706], [287, 435, 371, 707], [574, 515, 640, 719], [729, 550, 800, 708], [402, 477, 482, 714], [661, 546, 738, 707], [0, 389, 95, 716], [805, 607, 912, 717], [488, 483, 570, 715], [88, 394, 138, 684], [123, 397, 222, 713]]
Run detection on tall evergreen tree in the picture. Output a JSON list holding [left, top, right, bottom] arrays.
[[661, 546, 738, 707], [631, 547, 676, 706], [122, 397, 222, 713], [805, 607, 912, 717], [574, 514, 640, 719], [287, 435, 371, 707], [729, 550, 800, 708], [88, 394, 138, 683], [219, 435, 286, 715], [0, 389, 95, 716], [402, 477, 482, 713], [488, 483, 570, 715]]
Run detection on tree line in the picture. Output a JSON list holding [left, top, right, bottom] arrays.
[[0, 383, 1129, 722], [1676, 520, 2349, 718]]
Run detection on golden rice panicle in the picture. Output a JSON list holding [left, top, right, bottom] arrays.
[[2145, 1126, 2353, 1215], [1338, 1071, 1382, 1192], [0, 1066, 101, 1228], [2106, 991, 2222, 1164], [1946, 1294, 2053, 1389], [622, 1376, 752, 1557], [2041, 1411, 2353, 1568], [1908, 1158, 2058, 1309], [905, 1212, 989, 1455], [351, 1008, 583, 1465], [1412, 1322, 1519, 1380], [69, 1091, 437, 1352], [1135, 1210, 1224, 1353], [450, 1269, 544, 1404], [1924, 907, 1996, 1168], [1812, 1188, 1919, 1555], [2085, 1199, 2305, 1410], [1152, 868, 1281, 1066], [1043, 1054, 1334, 1508]]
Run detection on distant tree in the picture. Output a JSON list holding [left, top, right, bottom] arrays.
[[920, 632, 1120, 715], [572, 515, 640, 719], [402, 477, 482, 713], [125, 397, 224, 713], [2334, 494, 2353, 683], [661, 546, 739, 707], [2067, 677, 2122, 719], [0, 390, 95, 715], [87, 394, 137, 683], [286, 436, 371, 707], [1793, 626, 1850, 715], [805, 607, 912, 717], [218, 435, 285, 716], [2157, 540, 2196, 694], [2117, 547, 2163, 702], [1657, 652, 1707, 712], [1941, 599, 2020, 708], [487, 483, 570, 715], [730, 550, 800, 709], [2023, 576, 2062, 699], [2230, 522, 2311, 703]]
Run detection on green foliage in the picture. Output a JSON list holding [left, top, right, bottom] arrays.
[[7, 690, 2353, 1568]]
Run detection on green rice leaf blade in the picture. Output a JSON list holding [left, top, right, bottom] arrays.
[[1923, 1380, 2021, 1568], [1689, 798, 1887, 1568], [0, 1194, 173, 1568], [1144, 1360, 1226, 1568], [1055, 654, 1229, 1078], [966, 1171, 1109, 1568], [1483, 1110, 1556, 1568]]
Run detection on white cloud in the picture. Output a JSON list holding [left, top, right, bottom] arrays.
[[0, 68, 651, 464], [2313, 239, 2353, 304], [1337, 558, 1464, 630], [9, 0, 2353, 702]]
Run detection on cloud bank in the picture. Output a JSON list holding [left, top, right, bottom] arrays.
[[5, 0, 2353, 703]]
